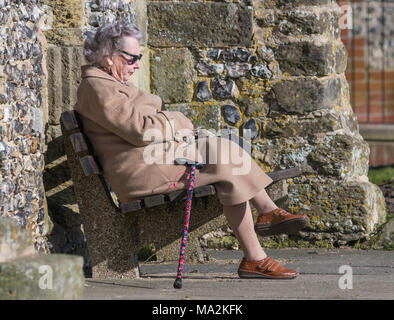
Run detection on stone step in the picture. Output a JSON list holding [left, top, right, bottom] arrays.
[[0, 254, 84, 300], [0, 217, 36, 263]]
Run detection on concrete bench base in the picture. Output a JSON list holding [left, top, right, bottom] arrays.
[[64, 129, 225, 279]]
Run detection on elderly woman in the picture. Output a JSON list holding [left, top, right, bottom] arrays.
[[74, 23, 309, 279]]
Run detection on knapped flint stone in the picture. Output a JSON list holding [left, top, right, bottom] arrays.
[[0, 94, 7, 104], [4, 64, 22, 84], [235, 48, 252, 62], [222, 104, 240, 125], [225, 62, 251, 78], [212, 77, 237, 99], [0, 47, 10, 64], [220, 48, 255, 63], [243, 118, 258, 139], [250, 63, 272, 79], [88, 12, 103, 27], [196, 62, 213, 76], [211, 64, 224, 74], [261, 45, 275, 62], [148, 2, 253, 47], [271, 77, 341, 114], [256, 11, 276, 28], [275, 42, 335, 76], [196, 62, 224, 76], [208, 49, 220, 60], [196, 81, 211, 101], [30, 5, 40, 22], [0, 10, 9, 24]]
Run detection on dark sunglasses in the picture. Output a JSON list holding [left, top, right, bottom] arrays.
[[119, 49, 143, 65]]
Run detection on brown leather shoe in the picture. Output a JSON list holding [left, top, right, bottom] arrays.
[[255, 208, 309, 237], [238, 256, 299, 279]]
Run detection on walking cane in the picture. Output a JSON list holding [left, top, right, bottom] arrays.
[[173, 157, 204, 289]]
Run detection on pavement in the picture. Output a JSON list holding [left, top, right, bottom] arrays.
[[83, 248, 394, 300]]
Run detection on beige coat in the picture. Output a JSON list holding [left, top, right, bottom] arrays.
[[74, 65, 273, 205]]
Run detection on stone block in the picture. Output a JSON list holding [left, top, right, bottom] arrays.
[[46, 46, 62, 125], [150, 48, 195, 103], [0, 254, 84, 300], [260, 133, 369, 178], [133, 0, 148, 46], [275, 41, 335, 76], [256, 0, 335, 9], [148, 2, 253, 47], [270, 77, 341, 114], [282, 10, 337, 36], [335, 41, 348, 74], [0, 217, 35, 263], [44, 28, 84, 47], [47, 45, 85, 125], [306, 134, 370, 178], [48, 0, 85, 28], [376, 219, 394, 249], [129, 46, 150, 92], [261, 108, 357, 138], [166, 103, 221, 131], [287, 177, 387, 239], [60, 46, 85, 107]]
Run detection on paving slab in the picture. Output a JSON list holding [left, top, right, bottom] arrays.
[[83, 249, 394, 300]]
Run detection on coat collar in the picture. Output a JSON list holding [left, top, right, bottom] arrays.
[[81, 65, 116, 81], [81, 65, 131, 87]]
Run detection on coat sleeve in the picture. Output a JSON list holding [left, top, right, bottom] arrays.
[[78, 81, 193, 147]]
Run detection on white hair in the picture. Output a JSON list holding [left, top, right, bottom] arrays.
[[83, 22, 142, 65]]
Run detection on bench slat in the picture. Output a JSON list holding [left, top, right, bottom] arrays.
[[144, 194, 166, 208], [194, 185, 216, 197], [69, 132, 89, 153], [168, 190, 187, 202], [80, 155, 102, 176], [120, 200, 142, 213], [266, 167, 301, 182], [60, 111, 79, 131]]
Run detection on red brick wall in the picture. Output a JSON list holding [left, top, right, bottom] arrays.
[[368, 142, 394, 167], [339, 1, 394, 124]]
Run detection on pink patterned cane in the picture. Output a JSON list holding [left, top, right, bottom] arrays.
[[173, 163, 196, 289]]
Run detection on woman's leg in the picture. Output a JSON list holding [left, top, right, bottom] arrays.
[[250, 188, 278, 216], [222, 201, 267, 261]]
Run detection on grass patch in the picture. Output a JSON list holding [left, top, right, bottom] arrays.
[[368, 166, 394, 185], [138, 243, 157, 262]]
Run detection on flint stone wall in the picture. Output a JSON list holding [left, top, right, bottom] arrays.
[[0, 0, 48, 253]]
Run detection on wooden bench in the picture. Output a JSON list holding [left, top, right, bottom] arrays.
[[60, 110, 302, 279]]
